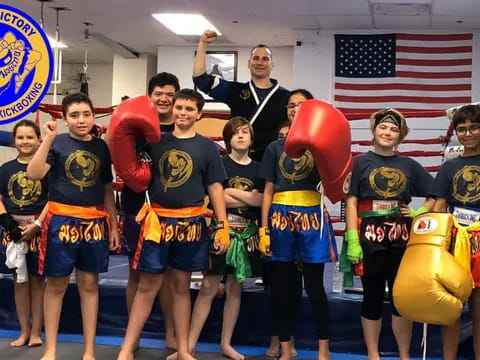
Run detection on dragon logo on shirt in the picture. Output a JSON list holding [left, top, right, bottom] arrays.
[[159, 150, 193, 191], [228, 176, 254, 191], [7, 171, 41, 207], [452, 166, 480, 204], [228, 176, 254, 214], [65, 150, 100, 191], [369, 167, 407, 198], [279, 150, 314, 183]]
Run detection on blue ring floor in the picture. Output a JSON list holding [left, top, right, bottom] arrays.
[[0, 329, 471, 360]]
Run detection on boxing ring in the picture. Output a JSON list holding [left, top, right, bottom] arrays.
[[0, 103, 474, 359]]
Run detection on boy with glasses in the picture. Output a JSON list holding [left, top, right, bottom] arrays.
[[430, 104, 480, 360]]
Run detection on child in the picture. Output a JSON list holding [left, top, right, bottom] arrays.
[[345, 108, 434, 360], [276, 121, 291, 140], [266, 118, 299, 359], [188, 116, 263, 360], [27, 93, 120, 360], [120, 72, 180, 350], [0, 119, 47, 347], [430, 104, 480, 360], [117, 89, 229, 360], [258, 89, 336, 360]]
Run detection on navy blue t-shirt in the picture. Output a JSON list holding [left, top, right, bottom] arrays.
[[349, 151, 433, 203], [430, 154, 480, 208], [0, 159, 48, 214], [252, 83, 272, 103], [46, 134, 113, 206], [222, 156, 262, 220], [258, 138, 320, 192], [147, 133, 227, 208]]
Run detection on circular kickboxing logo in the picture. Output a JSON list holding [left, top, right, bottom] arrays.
[[0, 5, 53, 124]]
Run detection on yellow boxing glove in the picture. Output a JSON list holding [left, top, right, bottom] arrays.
[[258, 227, 271, 256], [393, 213, 472, 325], [214, 220, 230, 252]]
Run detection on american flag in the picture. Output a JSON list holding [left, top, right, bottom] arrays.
[[334, 33, 472, 114]]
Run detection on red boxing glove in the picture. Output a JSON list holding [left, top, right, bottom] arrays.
[[109, 96, 161, 192], [285, 99, 352, 203]]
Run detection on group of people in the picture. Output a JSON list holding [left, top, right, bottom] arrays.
[[0, 92, 120, 360], [343, 104, 480, 360], [0, 28, 478, 360]]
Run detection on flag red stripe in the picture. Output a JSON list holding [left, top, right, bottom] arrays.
[[351, 138, 444, 145], [397, 33, 473, 41], [334, 83, 471, 91], [396, 46, 472, 54], [425, 166, 441, 172], [395, 71, 471, 79], [338, 109, 447, 119], [396, 58, 471, 66], [352, 150, 444, 157], [335, 95, 471, 104]]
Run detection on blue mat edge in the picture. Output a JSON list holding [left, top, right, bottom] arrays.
[[0, 329, 465, 360]]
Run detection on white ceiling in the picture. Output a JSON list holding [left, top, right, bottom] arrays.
[[5, 0, 480, 63]]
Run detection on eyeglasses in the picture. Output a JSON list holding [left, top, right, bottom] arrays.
[[286, 102, 304, 111], [455, 124, 480, 135]]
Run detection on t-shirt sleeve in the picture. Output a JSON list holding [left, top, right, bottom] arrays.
[[429, 162, 451, 199], [42, 174, 49, 193], [255, 176, 266, 193], [46, 144, 56, 168], [47, 145, 56, 167], [410, 160, 434, 197], [0, 164, 6, 197], [101, 141, 113, 184], [251, 161, 265, 192], [258, 143, 277, 183], [205, 142, 228, 185], [348, 155, 362, 198]]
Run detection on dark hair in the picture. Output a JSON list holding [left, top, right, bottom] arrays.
[[250, 44, 273, 57], [286, 89, 314, 105], [222, 117, 253, 153], [276, 120, 291, 134], [61, 92, 94, 117], [13, 119, 41, 139], [148, 72, 180, 95], [173, 89, 205, 112], [452, 104, 480, 128]]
